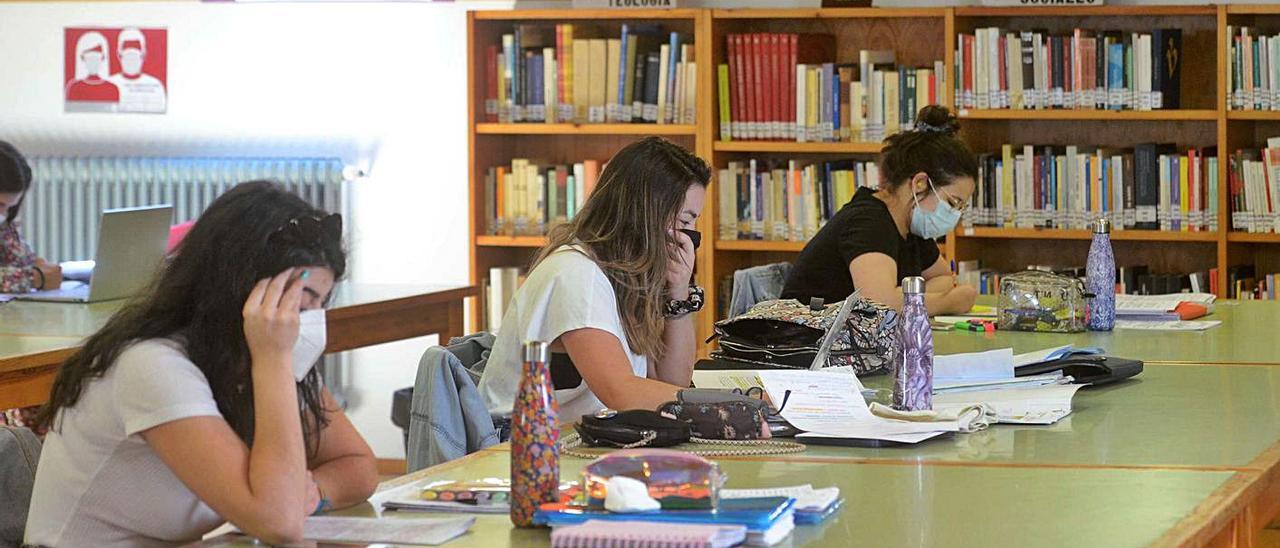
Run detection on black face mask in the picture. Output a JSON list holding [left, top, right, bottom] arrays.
[[677, 228, 701, 250]]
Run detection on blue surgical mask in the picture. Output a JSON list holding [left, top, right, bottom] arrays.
[[909, 178, 961, 240]]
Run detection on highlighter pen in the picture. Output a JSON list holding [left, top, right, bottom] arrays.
[[954, 321, 984, 332]]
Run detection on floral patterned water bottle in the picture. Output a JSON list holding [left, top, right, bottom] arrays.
[[1087, 218, 1116, 331], [510, 340, 558, 527], [893, 276, 933, 411]]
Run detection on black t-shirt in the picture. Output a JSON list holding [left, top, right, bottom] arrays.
[[781, 187, 941, 303]]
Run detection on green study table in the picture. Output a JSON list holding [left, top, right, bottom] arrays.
[[205, 364, 1280, 547], [0, 284, 475, 409], [935, 298, 1278, 365]]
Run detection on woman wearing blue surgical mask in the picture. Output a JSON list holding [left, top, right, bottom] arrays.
[[27, 181, 377, 546], [782, 105, 979, 315]]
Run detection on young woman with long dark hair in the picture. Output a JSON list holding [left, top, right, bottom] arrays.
[[26, 181, 377, 546]]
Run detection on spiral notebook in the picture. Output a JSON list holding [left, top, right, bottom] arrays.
[[550, 520, 747, 548]]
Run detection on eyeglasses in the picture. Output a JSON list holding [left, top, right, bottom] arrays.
[[731, 387, 792, 414], [270, 213, 343, 247], [936, 188, 971, 213]]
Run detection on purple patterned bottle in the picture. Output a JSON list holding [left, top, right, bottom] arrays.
[[893, 276, 933, 411], [1087, 218, 1116, 331], [510, 341, 558, 528]]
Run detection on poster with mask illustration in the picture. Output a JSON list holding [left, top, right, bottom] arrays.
[[64, 27, 167, 114]]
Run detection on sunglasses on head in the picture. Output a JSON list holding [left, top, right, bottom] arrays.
[[270, 213, 343, 247]]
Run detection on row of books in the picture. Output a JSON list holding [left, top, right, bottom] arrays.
[[485, 24, 695, 125], [716, 35, 943, 143], [1228, 139, 1280, 234], [955, 27, 1182, 111], [716, 158, 881, 242], [1229, 26, 1280, 111], [959, 261, 1216, 296], [966, 144, 1219, 232], [483, 159, 603, 237], [1235, 265, 1280, 300]]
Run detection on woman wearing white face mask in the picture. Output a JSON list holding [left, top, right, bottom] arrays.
[[26, 182, 377, 547], [782, 105, 979, 315]]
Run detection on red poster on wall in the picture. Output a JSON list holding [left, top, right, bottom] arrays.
[[64, 27, 168, 114]]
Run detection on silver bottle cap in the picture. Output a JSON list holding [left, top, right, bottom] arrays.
[[902, 276, 926, 295], [1093, 218, 1111, 234], [523, 340, 550, 363]]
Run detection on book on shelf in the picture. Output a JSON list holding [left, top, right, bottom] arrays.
[[956, 27, 1181, 111], [717, 158, 881, 241], [959, 261, 1218, 298], [488, 23, 694, 125], [1228, 138, 1280, 234], [719, 34, 941, 143], [1227, 26, 1280, 112], [964, 144, 1217, 233], [484, 158, 603, 237]]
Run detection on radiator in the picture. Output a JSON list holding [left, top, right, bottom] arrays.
[[23, 156, 355, 263]]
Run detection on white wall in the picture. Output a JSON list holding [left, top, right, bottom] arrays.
[[0, 0, 515, 458]]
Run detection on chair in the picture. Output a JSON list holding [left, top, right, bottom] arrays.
[[0, 426, 41, 547], [728, 262, 794, 317], [404, 333, 503, 473]]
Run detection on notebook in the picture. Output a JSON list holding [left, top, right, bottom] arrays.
[[1115, 293, 1216, 321], [536, 496, 796, 546], [550, 520, 747, 548]]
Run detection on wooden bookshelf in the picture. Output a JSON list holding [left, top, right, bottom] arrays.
[[476, 123, 698, 135], [956, 227, 1222, 243], [958, 109, 1219, 121], [468, 6, 1280, 350], [712, 141, 882, 153], [476, 235, 548, 248], [715, 240, 808, 252]]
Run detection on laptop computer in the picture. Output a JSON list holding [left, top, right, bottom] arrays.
[[17, 205, 173, 303]]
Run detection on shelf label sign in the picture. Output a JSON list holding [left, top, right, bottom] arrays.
[[571, 0, 679, 8]]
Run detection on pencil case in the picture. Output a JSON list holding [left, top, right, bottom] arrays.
[[997, 271, 1088, 333]]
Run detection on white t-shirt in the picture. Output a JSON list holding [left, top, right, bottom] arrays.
[[479, 245, 648, 423], [26, 339, 226, 547]]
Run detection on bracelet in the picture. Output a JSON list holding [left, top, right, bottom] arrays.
[[665, 285, 704, 318], [31, 267, 44, 289], [312, 480, 332, 515]]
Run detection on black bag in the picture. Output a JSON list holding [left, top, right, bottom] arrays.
[[709, 297, 898, 375], [574, 410, 692, 448], [1016, 355, 1144, 385]]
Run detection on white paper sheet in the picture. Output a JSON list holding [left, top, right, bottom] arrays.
[[721, 485, 840, 512], [755, 370, 955, 443], [1114, 319, 1222, 331], [304, 516, 475, 545], [693, 366, 864, 393], [934, 384, 1084, 425], [1115, 292, 1216, 314], [934, 348, 1014, 384]]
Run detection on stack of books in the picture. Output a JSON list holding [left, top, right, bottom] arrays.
[[1226, 264, 1280, 300], [483, 158, 603, 237], [1228, 138, 1280, 234], [1229, 26, 1280, 111], [955, 27, 1182, 111], [717, 36, 942, 143], [967, 144, 1218, 232], [716, 158, 881, 241], [536, 496, 798, 547], [486, 24, 695, 125]]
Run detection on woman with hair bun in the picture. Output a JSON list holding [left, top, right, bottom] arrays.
[[782, 105, 979, 314]]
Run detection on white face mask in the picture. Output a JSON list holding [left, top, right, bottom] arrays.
[[293, 309, 327, 382], [120, 50, 144, 75]]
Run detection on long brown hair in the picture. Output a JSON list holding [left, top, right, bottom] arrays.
[[535, 137, 710, 361]]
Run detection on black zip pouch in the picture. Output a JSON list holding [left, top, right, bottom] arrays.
[[574, 410, 692, 448]]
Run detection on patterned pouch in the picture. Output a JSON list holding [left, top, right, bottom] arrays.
[[709, 297, 898, 375]]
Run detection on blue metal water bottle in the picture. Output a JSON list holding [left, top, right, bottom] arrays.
[[1086, 218, 1116, 331]]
